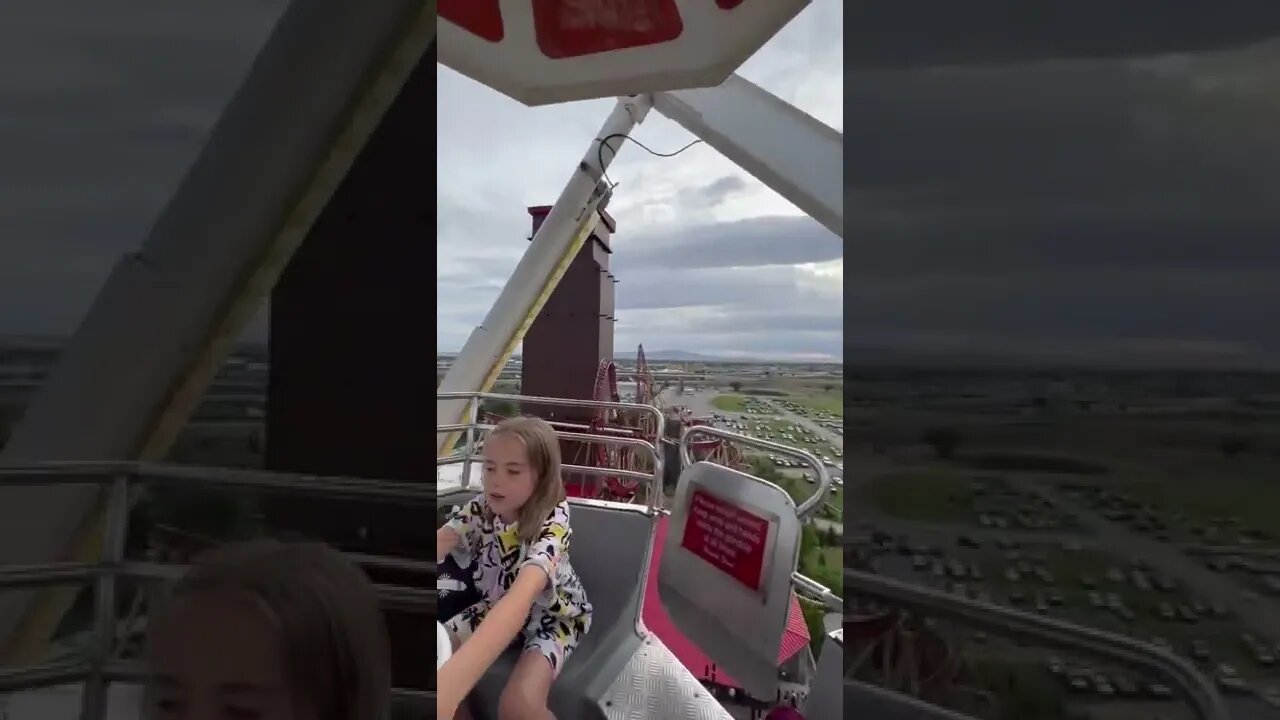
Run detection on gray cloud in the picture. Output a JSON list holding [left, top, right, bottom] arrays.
[[846, 37, 1280, 366], [0, 0, 284, 336], [847, 1, 1280, 67], [678, 175, 749, 210], [624, 215, 841, 270]]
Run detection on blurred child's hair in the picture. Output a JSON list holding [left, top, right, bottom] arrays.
[[153, 539, 391, 720], [487, 415, 565, 544]]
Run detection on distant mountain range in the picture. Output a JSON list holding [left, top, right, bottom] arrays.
[[621, 349, 735, 362]]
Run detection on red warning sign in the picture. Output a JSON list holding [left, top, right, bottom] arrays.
[[680, 489, 770, 591], [439, 0, 505, 43], [533, 0, 685, 59]]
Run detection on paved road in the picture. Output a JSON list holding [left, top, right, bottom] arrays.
[[1028, 481, 1280, 647]]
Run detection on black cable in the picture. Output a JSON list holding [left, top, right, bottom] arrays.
[[595, 133, 704, 189]]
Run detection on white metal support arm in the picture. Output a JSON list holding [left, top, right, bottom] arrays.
[[654, 74, 843, 239]]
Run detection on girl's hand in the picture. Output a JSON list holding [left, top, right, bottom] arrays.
[[435, 567, 550, 712], [436, 526, 461, 564]]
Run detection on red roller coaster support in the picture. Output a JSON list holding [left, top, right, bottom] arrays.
[[561, 350, 661, 502]]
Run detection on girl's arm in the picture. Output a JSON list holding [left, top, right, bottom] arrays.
[[436, 565, 549, 719], [436, 526, 460, 564]]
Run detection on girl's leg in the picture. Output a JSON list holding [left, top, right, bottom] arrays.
[[447, 630, 476, 720], [497, 650, 556, 720], [443, 603, 488, 720]]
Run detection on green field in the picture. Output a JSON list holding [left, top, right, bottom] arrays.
[[1115, 470, 1280, 536], [864, 470, 975, 523], [711, 394, 747, 412], [791, 390, 844, 417], [799, 524, 843, 601], [820, 486, 843, 521]]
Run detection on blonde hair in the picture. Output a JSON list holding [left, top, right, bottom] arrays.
[[150, 539, 391, 720], [486, 415, 566, 544]]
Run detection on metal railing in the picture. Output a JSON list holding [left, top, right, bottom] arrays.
[[436, 391, 666, 514], [678, 425, 833, 520], [0, 462, 438, 719], [842, 568, 1229, 720], [674, 426, 842, 612]]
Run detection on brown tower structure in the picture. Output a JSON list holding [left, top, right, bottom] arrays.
[[520, 205, 617, 420]]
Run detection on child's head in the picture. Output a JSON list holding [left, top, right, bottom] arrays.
[[481, 415, 565, 541], [145, 539, 391, 720]]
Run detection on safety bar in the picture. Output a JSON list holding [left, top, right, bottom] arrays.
[[441, 452, 655, 487], [544, 419, 640, 436], [678, 426, 832, 520], [842, 569, 1228, 720], [436, 391, 665, 512], [792, 571, 843, 612]]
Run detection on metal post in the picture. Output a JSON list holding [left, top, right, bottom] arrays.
[[461, 398, 478, 489], [80, 475, 129, 720]]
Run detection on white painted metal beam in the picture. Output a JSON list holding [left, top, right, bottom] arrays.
[[653, 74, 843, 239]]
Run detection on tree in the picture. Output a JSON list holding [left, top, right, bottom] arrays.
[[730, 381, 743, 393], [799, 599, 828, 659], [824, 525, 838, 546], [800, 524, 821, 561], [923, 427, 962, 460]]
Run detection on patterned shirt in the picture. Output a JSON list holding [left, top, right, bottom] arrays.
[[445, 496, 592, 638]]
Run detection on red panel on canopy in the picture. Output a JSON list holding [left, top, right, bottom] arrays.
[[641, 516, 812, 691]]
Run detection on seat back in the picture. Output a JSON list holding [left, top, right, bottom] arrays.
[[554, 501, 652, 697], [658, 461, 801, 700]]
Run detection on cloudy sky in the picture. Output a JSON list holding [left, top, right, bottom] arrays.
[[0, 0, 286, 341], [847, 2, 1280, 368], [3, 2, 1279, 368], [436, 2, 844, 361]]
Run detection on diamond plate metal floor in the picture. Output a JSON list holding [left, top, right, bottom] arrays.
[[601, 632, 736, 720]]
